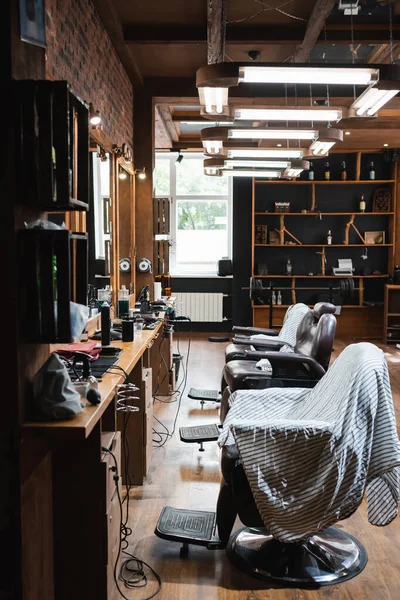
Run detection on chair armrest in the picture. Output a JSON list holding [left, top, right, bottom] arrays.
[[244, 350, 326, 379], [232, 336, 289, 350], [232, 326, 279, 336]]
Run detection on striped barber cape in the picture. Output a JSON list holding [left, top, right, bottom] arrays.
[[252, 302, 309, 354], [218, 342, 400, 543]]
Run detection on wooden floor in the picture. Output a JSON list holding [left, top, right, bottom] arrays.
[[125, 336, 400, 600]]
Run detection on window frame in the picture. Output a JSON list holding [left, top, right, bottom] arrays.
[[154, 152, 232, 277]]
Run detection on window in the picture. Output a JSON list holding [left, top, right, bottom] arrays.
[[154, 153, 232, 275]]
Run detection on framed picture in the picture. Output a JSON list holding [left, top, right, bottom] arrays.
[[373, 188, 391, 212], [365, 230, 385, 245], [19, 0, 46, 48]]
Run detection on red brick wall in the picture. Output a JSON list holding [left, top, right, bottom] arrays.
[[45, 0, 133, 148]]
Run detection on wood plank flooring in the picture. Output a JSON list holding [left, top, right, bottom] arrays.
[[123, 336, 400, 600]]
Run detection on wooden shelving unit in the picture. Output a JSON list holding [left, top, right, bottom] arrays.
[[384, 284, 400, 344], [251, 151, 399, 339]]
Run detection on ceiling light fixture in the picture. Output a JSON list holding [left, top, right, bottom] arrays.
[[220, 169, 283, 178], [277, 144, 282, 147], [227, 148, 305, 159], [136, 167, 146, 180], [119, 168, 127, 180], [228, 128, 318, 140], [309, 128, 344, 156], [383, 143, 389, 147], [345, 131, 351, 135], [204, 157, 309, 175], [196, 63, 400, 119], [238, 65, 377, 86], [234, 108, 343, 122], [198, 87, 229, 116], [201, 127, 342, 157], [351, 84, 399, 116]]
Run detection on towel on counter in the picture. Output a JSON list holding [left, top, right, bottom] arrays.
[[218, 342, 400, 542]]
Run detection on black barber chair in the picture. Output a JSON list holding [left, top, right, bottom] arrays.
[[179, 311, 336, 451], [225, 302, 336, 363], [223, 312, 336, 394], [155, 343, 400, 586]]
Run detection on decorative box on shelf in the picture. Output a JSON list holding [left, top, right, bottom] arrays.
[[255, 224, 268, 244], [275, 202, 290, 213]]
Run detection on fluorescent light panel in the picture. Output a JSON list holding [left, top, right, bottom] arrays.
[[199, 87, 229, 114], [239, 66, 377, 86], [222, 169, 282, 178], [228, 128, 317, 140], [309, 140, 336, 156], [235, 108, 342, 122], [226, 159, 291, 168], [351, 87, 399, 116], [203, 140, 223, 154], [227, 148, 304, 159]]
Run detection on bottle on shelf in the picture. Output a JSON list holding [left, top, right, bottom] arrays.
[[369, 161, 375, 180], [341, 161, 347, 181], [327, 230, 332, 245], [359, 193, 366, 213], [277, 290, 282, 305], [118, 284, 129, 317], [285, 258, 292, 275], [308, 162, 314, 181], [271, 291, 276, 305], [324, 161, 330, 181]]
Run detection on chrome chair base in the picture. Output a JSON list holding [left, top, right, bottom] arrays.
[[227, 526, 367, 586]]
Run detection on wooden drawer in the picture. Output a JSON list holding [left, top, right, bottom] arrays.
[[101, 432, 122, 511], [104, 490, 120, 567], [107, 535, 120, 600]]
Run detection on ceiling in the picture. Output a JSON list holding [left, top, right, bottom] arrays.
[[98, 0, 400, 152]]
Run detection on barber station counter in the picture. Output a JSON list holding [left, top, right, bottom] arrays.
[[23, 325, 163, 440], [21, 321, 172, 600]]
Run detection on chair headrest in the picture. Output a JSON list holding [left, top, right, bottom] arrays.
[[313, 302, 336, 319]]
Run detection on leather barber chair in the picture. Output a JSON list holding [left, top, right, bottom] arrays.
[[223, 311, 337, 396], [155, 343, 400, 586], [225, 302, 336, 363]]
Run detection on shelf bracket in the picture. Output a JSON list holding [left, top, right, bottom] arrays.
[[276, 215, 302, 246], [344, 214, 365, 245], [316, 246, 326, 276]]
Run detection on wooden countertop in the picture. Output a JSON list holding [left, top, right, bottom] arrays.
[[22, 324, 162, 441]]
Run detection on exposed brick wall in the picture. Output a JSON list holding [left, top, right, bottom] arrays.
[[45, 0, 133, 148]]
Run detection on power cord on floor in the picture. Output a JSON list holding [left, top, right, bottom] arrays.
[[152, 318, 192, 447], [102, 446, 162, 600]]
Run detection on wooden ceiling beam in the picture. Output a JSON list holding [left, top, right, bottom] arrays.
[[155, 106, 173, 149], [92, 0, 143, 86], [207, 0, 226, 65], [157, 106, 180, 143], [293, 0, 336, 63], [123, 24, 400, 45]]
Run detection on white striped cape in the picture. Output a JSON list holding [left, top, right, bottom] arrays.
[[218, 342, 400, 542]]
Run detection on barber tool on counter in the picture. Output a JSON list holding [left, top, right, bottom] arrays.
[[73, 352, 101, 405]]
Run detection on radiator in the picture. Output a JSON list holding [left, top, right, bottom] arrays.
[[174, 292, 224, 322]]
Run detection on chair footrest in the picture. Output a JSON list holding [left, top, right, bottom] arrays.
[[180, 424, 220, 443], [188, 388, 221, 401], [155, 506, 217, 546]]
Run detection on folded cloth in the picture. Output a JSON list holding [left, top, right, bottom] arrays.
[[56, 341, 102, 361], [218, 342, 400, 542], [32, 353, 84, 420]]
